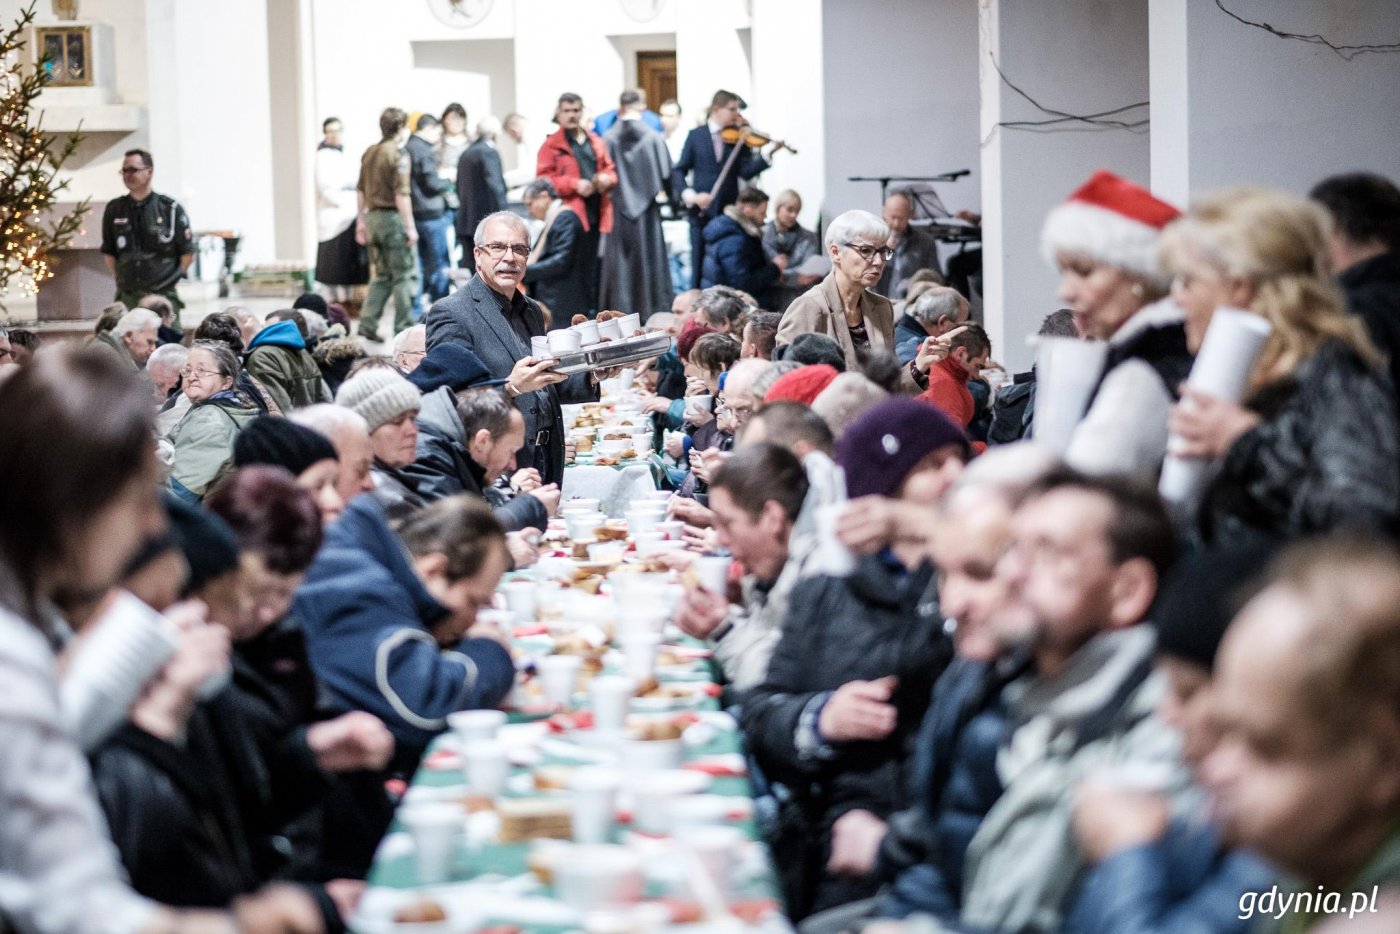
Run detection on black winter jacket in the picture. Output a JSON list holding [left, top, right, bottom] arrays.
[[400, 386, 549, 532], [405, 133, 450, 219], [740, 554, 952, 919], [1339, 252, 1400, 395], [1202, 339, 1400, 544]]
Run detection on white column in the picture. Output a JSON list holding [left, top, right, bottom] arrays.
[[1151, 0, 1400, 201], [979, 0, 1151, 371], [750, 0, 825, 230]]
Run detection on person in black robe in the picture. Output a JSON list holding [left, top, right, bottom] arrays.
[[600, 92, 674, 319]]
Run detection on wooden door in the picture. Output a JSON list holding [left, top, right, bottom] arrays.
[[636, 51, 677, 108]]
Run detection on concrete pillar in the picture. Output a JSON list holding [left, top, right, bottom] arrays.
[[750, 0, 825, 230], [979, 0, 1150, 371], [1151, 0, 1400, 206]]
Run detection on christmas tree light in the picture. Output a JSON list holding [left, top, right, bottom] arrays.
[[0, 2, 87, 305]]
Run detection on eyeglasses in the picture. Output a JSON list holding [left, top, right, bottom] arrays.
[[119, 166, 149, 176], [180, 365, 220, 380], [479, 242, 530, 258], [844, 242, 895, 263]]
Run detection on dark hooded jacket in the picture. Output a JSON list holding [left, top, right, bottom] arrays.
[[293, 496, 515, 764], [399, 386, 548, 532], [245, 319, 332, 413], [741, 553, 953, 919]]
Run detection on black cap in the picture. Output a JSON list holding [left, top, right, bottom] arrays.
[[292, 292, 329, 318], [233, 416, 338, 477], [406, 342, 509, 394], [165, 493, 241, 595]]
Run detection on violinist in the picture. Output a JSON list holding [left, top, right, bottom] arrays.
[[672, 90, 786, 289]]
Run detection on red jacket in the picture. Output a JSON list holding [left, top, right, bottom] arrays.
[[536, 127, 615, 234], [920, 354, 975, 428]]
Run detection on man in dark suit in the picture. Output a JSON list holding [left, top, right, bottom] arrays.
[[406, 114, 453, 306], [455, 116, 509, 272], [672, 89, 773, 289], [520, 179, 590, 325], [425, 211, 599, 486]]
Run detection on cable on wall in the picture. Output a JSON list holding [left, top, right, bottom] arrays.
[[1214, 0, 1400, 61]]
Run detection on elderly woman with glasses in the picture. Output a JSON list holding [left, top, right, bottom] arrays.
[[775, 209, 903, 373], [165, 340, 260, 502]]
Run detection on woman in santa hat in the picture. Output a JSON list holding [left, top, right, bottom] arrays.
[[1041, 170, 1194, 478]]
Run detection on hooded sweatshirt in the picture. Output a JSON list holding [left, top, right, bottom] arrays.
[[292, 496, 515, 762], [245, 319, 332, 413]]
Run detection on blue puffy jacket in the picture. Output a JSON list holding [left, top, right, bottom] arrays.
[[874, 654, 1029, 921], [292, 496, 515, 761], [700, 210, 780, 298], [1064, 817, 1275, 934]]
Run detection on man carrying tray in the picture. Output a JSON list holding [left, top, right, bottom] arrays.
[[427, 211, 609, 486]]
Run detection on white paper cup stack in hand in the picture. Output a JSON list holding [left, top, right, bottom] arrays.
[[60, 590, 181, 751], [1159, 308, 1272, 515], [1033, 336, 1110, 455]]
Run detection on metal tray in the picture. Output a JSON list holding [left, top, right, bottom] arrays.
[[545, 331, 672, 375]]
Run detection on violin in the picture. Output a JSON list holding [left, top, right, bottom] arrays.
[[720, 124, 797, 156]]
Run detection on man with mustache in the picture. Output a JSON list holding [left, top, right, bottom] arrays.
[[424, 211, 601, 485]]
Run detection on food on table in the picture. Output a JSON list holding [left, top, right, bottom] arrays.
[[594, 456, 620, 466], [603, 431, 631, 441], [571, 314, 589, 326], [533, 764, 576, 792], [574, 435, 594, 452], [499, 797, 573, 842], [594, 521, 630, 543], [458, 793, 496, 814], [393, 900, 448, 922], [629, 719, 685, 742]]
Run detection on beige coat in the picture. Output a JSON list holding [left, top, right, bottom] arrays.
[[775, 272, 896, 371]]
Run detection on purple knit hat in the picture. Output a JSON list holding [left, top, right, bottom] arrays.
[[836, 396, 970, 499]]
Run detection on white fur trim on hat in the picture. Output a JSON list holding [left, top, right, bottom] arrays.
[[1041, 200, 1170, 288]]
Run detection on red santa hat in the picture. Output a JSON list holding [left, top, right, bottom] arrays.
[[1040, 170, 1181, 288]]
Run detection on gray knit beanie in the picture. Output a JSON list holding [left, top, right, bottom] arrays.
[[334, 367, 421, 432]]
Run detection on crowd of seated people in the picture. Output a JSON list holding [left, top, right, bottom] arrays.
[[3, 166, 1400, 934]]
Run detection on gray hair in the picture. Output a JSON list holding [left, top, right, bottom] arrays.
[[823, 209, 889, 254], [391, 323, 426, 355], [749, 359, 802, 401], [908, 286, 967, 326], [302, 310, 328, 341], [188, 340, 240, 382], [947, 442, 1061, 509], [146, 342, 188, 375], [474, 211, 529, 247], [523, 178, 557, 201], [291, 403, 370, 444], [113, 308, 161, 339], [476, 115, 502, 139], [456, 386, 516, 440]]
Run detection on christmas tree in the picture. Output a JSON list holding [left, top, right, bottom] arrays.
[[0, 2, 86, 307]]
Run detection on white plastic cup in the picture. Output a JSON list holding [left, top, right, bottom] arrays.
[[565, 511, 607, 541], [654, 520, 685, 541], [621, 737, 684, 773], [590, 675, 634, 734], [619, 313, 642, 335], [531, 335, 552, 358], [549, 329, 582, 354], [462, 740, 509, 796], [693, 556, 730, 595], [552, 845, 644, 913], [560, 497, 602, 514], [574, 320, 601, 345], [538, 654, 584, 707], [618, 368, 636, 392], [625, 510, 662, 536], [502, 580, 539, 622], [399, 803, 461, 883], [597, 318, 622, 341], [629, 770, 710, 835], [686, 825, 743, 895], [570, 767, 622, 844], [621, 632, 662, 681], [588, 541, 627, 564], [447, 709, 506, 747], [685, 394, 713, 420]]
